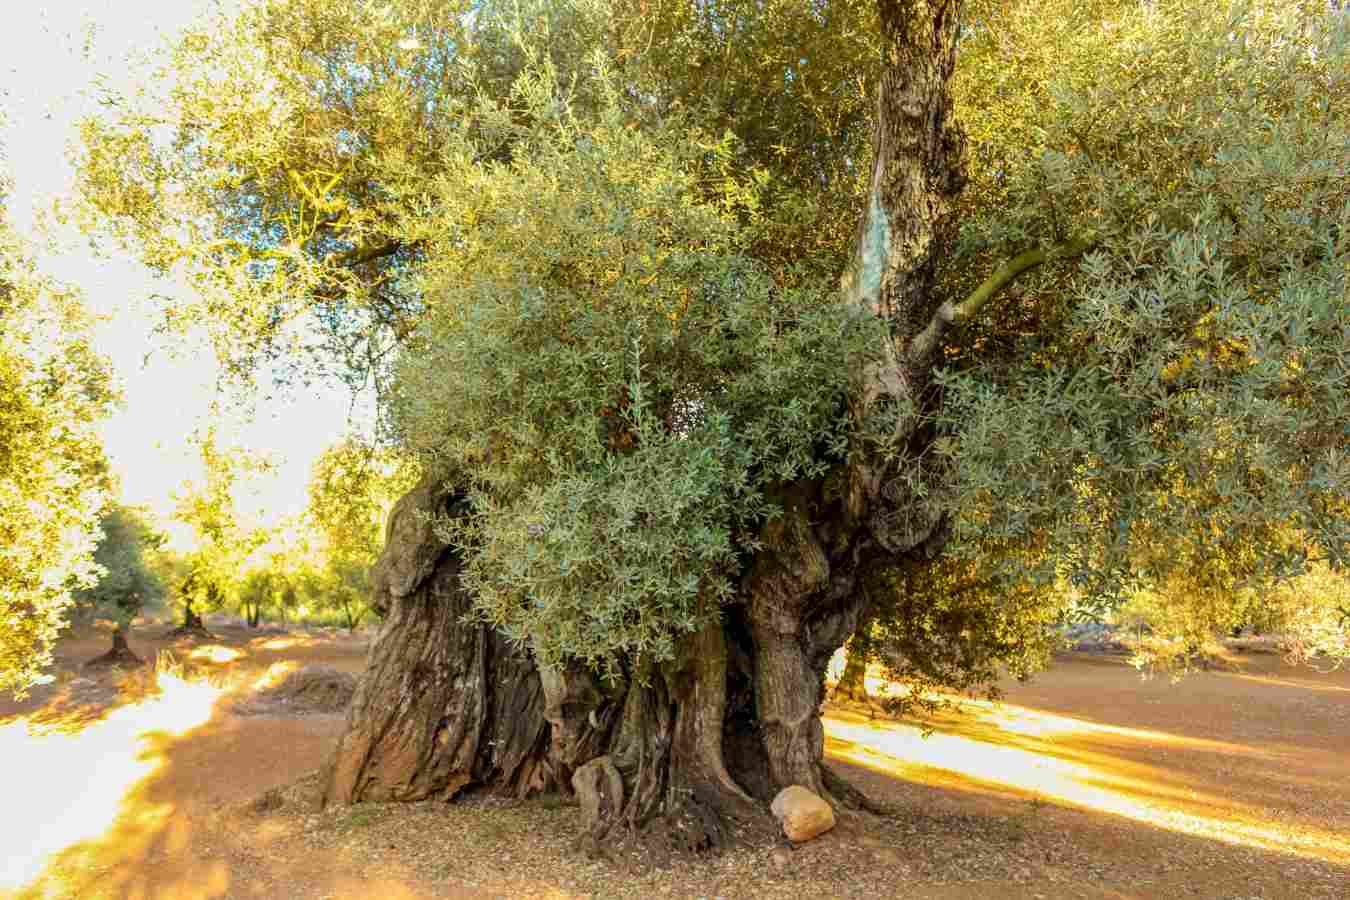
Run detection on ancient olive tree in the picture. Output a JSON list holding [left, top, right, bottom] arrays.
[[321, 0, 1350, 843], [76, 0, 1348, 848]]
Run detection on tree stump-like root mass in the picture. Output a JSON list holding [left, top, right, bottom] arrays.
[[321, 476, 923, 854]]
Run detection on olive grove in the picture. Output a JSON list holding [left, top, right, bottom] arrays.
[[74, 0, 1348, 848]]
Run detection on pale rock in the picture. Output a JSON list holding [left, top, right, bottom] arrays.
[[770, 785, 835, 842]]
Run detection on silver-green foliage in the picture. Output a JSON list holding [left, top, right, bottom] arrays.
[[938, 1, 1349, 611], [391, 51, 883, 672]]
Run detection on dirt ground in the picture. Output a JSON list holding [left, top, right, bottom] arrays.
[[2, 620, 1347, 900]]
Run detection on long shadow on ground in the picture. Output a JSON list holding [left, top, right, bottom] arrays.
[[6, 632, 1349, 900]]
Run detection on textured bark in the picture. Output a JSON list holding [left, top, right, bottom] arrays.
[[742, 484, 856, 797], [324, 0, 967, 850], [322, 478, 551, 805], [841, 0, 966, 568], [843, 0, 965, 336], [322, 478, 762, 846]]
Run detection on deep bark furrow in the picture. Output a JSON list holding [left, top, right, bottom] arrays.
[[323, 479, 552, 806]]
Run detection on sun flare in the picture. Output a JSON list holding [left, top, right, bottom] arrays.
[[0, 668, 224, 890]]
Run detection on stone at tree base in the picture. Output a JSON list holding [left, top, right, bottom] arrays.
[[572, 756, 624, 837], [770, 785, 836, 842]]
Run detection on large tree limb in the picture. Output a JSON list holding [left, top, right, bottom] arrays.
[[908, 236, 1094, 363], [842, 0, 967, 433]]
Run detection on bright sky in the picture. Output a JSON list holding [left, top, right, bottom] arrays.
[[1, 2, 362, 548]]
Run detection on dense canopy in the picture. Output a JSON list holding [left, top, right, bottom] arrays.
[[0, 192, 116, 696]]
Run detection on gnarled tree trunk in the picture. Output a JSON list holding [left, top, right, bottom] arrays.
[[323, 0, 966, 849], [322, 480, 552, 806], [322, 475, 890, 846]]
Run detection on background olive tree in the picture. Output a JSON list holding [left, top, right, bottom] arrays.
[[1, 175, 116, 696], [299, 437, 418, 630], [169, 429, 274, 635], [71, 505, 168, 666]]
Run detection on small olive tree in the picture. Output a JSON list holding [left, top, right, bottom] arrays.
[[171, 430, 273, 635], [73, 506, 167, 666]]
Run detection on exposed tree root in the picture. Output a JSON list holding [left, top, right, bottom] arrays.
[[84, 627, 145, 669], [822, 764, 895, 817]]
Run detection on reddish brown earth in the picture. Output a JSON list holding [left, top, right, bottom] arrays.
[[2, 620, 1346, 900]]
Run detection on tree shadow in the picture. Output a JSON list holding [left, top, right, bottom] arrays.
[[820, 655, 1350, 896], [7, 638, 1349, 900]]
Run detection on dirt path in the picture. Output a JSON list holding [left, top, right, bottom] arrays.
[[2, 623, 1347, 899]]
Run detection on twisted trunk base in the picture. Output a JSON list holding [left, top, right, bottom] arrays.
[[321, 476, 907, 850], [321, 483, 550, 805]]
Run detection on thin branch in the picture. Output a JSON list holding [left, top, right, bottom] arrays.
[[909, 236, 1094, 362]]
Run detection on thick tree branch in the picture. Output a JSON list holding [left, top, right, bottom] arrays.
[[953, 236, 1094, 324], [327, 239, 405, 268], [908, 236, 1094, 362]]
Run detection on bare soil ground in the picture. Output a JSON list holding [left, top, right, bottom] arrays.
[[2, 620, 1347, 900]]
